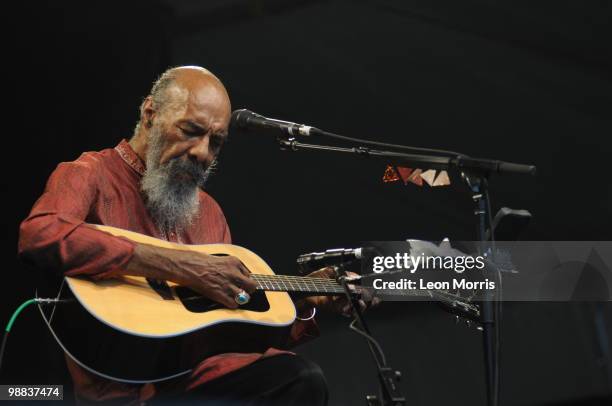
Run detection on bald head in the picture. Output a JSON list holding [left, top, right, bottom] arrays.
[[147, 66, 230, 117]]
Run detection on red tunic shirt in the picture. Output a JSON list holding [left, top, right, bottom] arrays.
[[19, 140, 317, 405]]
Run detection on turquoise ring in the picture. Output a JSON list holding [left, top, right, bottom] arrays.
[[235, 290, 251, 305]]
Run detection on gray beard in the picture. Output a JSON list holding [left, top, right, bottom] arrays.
[[141, 125, 215, 235]]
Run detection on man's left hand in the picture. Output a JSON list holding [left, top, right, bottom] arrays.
[[295, 267, 379, 318]]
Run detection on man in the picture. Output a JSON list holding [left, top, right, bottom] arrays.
[[19, 66, 353, 405]]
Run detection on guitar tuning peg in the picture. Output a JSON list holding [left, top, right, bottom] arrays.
[[476, 326, 483, 331], [455, 315, 460, 324], [465, 319, 471, 328]]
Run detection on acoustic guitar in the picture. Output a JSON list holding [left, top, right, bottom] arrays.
[[39, 224, 478, 383]]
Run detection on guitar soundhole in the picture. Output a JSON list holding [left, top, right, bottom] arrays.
[[175, 287, 271, 313]]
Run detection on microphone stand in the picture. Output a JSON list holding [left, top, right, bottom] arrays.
[[336, 262, 406, 406], [277, 137, 536, 406], [277, 138, 535, 176]]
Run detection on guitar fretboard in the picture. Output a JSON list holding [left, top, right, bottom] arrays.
[[251, 274, 345, 294], [250, 274, 429, 298], [249, 274, 481, 319]]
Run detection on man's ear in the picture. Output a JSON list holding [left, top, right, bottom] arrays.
[[141, 96, 156, 129]]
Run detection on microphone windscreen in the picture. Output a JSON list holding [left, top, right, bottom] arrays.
[[230, 109, 251, 129]]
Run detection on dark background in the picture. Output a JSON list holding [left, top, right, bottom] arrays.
[[3, 0, 612, 404]]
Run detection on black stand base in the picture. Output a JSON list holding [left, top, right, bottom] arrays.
[[365, 368, 405, 406]]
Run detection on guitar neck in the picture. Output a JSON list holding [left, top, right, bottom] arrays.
[[250, 274, 481, 319], [251, 274, 345, 295], [251, 274, 425, 298]]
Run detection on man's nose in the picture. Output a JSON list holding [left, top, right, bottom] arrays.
[[187, 135, 212, 165]]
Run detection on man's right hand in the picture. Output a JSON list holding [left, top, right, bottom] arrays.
[[127, 243, 257, 309], [174, 252, 258, 309]]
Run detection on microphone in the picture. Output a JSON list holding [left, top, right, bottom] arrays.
[[297, 248, 367, 274], [231, 109, 318, 137]]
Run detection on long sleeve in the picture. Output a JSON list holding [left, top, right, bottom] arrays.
[[286, 317, 319, 348], [18, 159, 135, 279]]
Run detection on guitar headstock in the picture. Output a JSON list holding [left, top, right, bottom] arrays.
[[431, 290, 482, 328]]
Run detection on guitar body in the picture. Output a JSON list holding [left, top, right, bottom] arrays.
[[44, 225, 296, 383]]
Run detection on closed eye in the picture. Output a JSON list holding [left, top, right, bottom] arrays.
[[179, 127, 204, 138], [178, 125, 226, 150], [184, 130, 199, 137]]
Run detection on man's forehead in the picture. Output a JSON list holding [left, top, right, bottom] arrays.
[[183, 88, 231, 127], [162, 82, 227, 124], [188, 84, 229, 112]]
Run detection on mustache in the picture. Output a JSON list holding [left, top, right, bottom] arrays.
[[163, 156, 217, 187]]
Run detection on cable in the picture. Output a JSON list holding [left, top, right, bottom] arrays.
[[0, 298, 62, 375], [0, 330, 8, 377], [349, 319, 387, 367], [314, 128, 466, 157], [336, 266, 389, 368], [6, 299, 37, 333]]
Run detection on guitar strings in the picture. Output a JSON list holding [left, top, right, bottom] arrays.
[[251, 275, 341, 284], [250, 275, 344, 292], [251, 279, 343, 291], [251, 274, 339, 282], [252, 277, 452, 299], [250, 276, 429, 296], [251, 279, 340, 287], [249, 275, 471, 303], [251, 275, 342, 286]]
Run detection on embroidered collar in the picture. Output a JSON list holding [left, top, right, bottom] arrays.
[[115, 139, 146, 176]]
